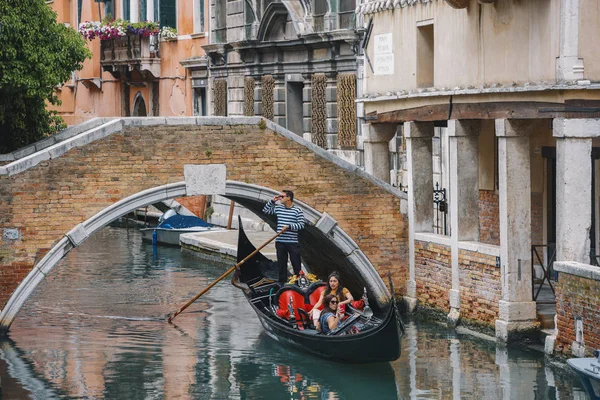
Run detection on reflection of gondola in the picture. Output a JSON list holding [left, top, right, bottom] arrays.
[[236, 334, 399, 400], [231, 219, 403, 363]]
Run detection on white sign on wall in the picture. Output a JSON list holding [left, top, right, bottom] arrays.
[[373, 33, 394, 76]]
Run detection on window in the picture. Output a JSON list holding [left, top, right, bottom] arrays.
[[194, 0, 205, 33], [77, 0, 83, 24], [214, 0, 227, 43], [244, 0, 254, 39], [123, 0, 130, 20], [139, 0, 147, 21], [104, 0, 115, 19], [160, 0, 176, 28], [417, 22, 434, 88], [339, 0, 355, 29]]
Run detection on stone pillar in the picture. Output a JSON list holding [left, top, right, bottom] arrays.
[[553, 118, 600, 263], [404, 121, 435, 311], [495, 119, 537, 343], [557, 0, 584, 81], [273, 75, 286, 127], [447, 120, 480, 327], [363, 123, 397, 183], [302, 74, 312, 142]]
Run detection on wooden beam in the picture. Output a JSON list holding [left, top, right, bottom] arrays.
[[369, 100, 600, 123]]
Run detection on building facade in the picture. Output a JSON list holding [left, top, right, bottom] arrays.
[[184, 0, 366, 165], [357, 0, 600, 352], [49, 0, 210, 125]]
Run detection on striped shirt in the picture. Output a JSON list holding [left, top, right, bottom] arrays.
[[262, 200, 305, 243]]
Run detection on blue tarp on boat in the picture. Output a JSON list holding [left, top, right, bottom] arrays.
[[158, 215, 212, 229]]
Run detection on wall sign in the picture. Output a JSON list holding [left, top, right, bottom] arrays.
[[374, 33, 394, 76]]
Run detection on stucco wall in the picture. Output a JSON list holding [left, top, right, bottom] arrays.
[[365, 0, 560, 94]]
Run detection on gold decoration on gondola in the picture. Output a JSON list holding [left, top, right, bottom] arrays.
[[287, 273, 319, 284]]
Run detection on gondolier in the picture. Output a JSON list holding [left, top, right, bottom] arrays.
[[263, 190, 305, 284]]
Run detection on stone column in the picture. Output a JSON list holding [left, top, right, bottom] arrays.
[[495, 119, 536, 342], [404, 121, 435, 311], [557, 0, 584, 81], [363, 123, 397, 183], [447, 120, 480, 327], [302, 74, 312, 142], [273, 75, 286, 128], [553, 118, 600, 263]]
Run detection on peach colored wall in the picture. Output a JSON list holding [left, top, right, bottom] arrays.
[[50, 0, 208, 124]]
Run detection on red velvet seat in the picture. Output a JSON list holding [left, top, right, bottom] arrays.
[[306, 282, 327, 310], [275, 287, 309, 327]]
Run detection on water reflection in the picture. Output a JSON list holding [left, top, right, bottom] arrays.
[[0, 227, 588, 399]]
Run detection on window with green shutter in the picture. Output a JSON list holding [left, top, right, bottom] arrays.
[[160, 0, 176, 29]]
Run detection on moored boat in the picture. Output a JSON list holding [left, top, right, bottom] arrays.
[[140, 213, 221, 246], [568, 350, 600, 400], [231, 220, 404, 363]]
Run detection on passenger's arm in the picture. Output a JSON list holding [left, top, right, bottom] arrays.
[[339, 289, 354, 306], [327, 311, 343, 331]]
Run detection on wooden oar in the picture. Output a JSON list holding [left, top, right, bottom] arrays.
[[167, 226, 288, 323]]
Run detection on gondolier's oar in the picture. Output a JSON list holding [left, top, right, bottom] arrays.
[[167, 226, 288, 323]]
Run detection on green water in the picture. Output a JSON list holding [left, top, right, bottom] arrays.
[[0, 227, 587, 399]]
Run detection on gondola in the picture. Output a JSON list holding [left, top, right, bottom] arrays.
[[231, 220, 404, 363]]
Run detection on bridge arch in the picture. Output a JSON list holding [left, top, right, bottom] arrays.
[[0, 178, 389, 333], [0, 117, 407, 336]]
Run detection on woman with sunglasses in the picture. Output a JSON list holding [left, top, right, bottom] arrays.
[[317, 294, 344, 334], [308, 271, 354, 322]]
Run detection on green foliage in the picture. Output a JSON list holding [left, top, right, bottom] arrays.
[[204, 148, 213, 158], [258, 119, 267, 130], [0, 0, 91, 153]]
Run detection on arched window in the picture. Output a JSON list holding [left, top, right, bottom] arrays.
[[244, 0, 256, 39]]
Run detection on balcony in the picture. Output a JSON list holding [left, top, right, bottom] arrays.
[[100, 33, 161, 78]]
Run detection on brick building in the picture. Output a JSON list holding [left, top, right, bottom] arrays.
[[356, 0, 600, 354]]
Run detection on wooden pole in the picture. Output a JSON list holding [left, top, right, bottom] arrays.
[[167, 226, 287, 323], [227, 200, 235, 230]]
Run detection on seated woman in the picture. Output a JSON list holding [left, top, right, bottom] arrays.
[[317, 294, 344, 334], [308, 271, 354, 324]]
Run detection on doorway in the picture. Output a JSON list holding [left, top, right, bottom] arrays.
[[194, 87, 207, 116], [132, 92, 148, 117], [286, 81, 304, 135]]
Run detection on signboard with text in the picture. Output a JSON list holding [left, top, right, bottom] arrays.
[[373, 33, 394, 76]]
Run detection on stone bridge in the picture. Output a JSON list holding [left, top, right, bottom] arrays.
[[0, 117, 407, 334]]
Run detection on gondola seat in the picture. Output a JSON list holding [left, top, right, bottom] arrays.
[[274, 286, 311, 326], [306, 282, 327, 310]]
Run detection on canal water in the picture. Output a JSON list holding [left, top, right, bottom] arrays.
[[0, 227, 589, 399]]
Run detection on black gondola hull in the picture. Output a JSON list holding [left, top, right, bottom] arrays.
[[233, 218, 403, 363]]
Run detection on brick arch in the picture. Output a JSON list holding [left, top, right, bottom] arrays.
[[0, 117, 408, 335]]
